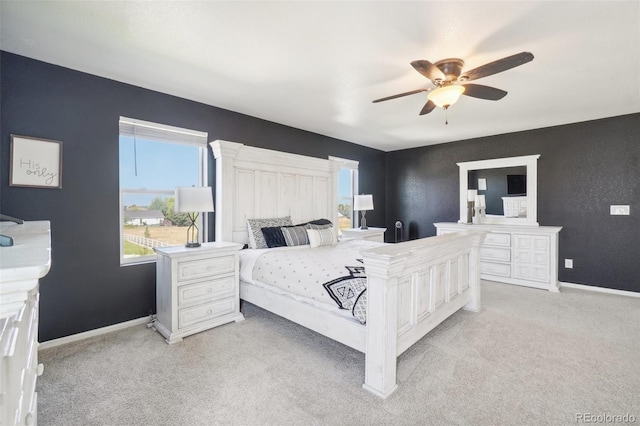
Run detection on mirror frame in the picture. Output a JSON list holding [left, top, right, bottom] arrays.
[[457, 154, 540, 226]]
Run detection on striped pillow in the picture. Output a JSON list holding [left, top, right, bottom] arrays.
[[281, 225, 310, 246], [305, 222, 333, 230], [307, 227, 337, 248]]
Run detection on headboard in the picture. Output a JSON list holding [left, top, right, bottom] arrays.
[[210, 140, 340, 244]]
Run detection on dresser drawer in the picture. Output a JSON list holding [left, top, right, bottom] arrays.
[[480, 246, 511, 262], [484, 232, 511, 247], [481, 261, 511, 278], [177, 255, 235, 282], [178, 298, 235, 329], [178, 275, 236, 307]]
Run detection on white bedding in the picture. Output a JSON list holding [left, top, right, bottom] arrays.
[[239, 239, 384, 321]]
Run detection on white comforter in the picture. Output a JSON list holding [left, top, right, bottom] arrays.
[[239, 239, 383, 322]]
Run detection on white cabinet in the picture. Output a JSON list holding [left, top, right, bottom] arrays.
[[154, 242, 244, 343], [435, 222, 561, 291], [0, 221, 51, 426], [341, 227, 386, 243]]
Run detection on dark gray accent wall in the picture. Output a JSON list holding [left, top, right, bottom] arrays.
[[1, 52, 386, 341], [386, 113, 639, 292]]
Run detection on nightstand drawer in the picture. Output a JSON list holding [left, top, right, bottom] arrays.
[[177, 255, 235, 282], [481, 261, 511, 277], [484, 232, 511, 247], [178, 276, 235, 307], [480, 246, 511, 262], [178, 298, 235, 329]]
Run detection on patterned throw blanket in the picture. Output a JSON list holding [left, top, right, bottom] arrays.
[[247, 239, 382, 323]]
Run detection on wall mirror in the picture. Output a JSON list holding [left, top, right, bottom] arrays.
[[457, 155, 540, 226]]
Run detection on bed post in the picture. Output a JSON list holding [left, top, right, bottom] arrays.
[[464, 241, 482, 312], [210, 140, 244, 243], [360, 253, 406, 399]]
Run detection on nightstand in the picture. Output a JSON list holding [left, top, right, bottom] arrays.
[[341, 227, 386, 243], [153, 241, 244, 344]]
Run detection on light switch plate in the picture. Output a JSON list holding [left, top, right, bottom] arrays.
[[564, 259, 573, 269], [610, 205, 630, 215]]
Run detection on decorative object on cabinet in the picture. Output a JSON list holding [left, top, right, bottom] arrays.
[[435, 222, 562, 291], [467, 189, 477, 223], [353, 194, 374, 230], [394, 221, 403, 243], [341, 227, 386, 243], [10, 135, 62, 189], [458, 155, 539, 226], [174, 186, 214, 248], [0, 220, 52, 425], [153, 242, 244, 344]]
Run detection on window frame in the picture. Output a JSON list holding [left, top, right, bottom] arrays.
[[329, 156, 360, 231], [119, 117, 209, 266]]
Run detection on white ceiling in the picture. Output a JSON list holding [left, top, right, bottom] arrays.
[[1, 1, 639, 152]]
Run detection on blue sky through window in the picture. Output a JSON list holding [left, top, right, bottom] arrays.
[[119, 136, 199, 206]]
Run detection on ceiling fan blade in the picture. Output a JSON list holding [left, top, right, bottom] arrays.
[[419, 100, 437, 115], [372, 88, 428, 103], [462, 84, 508, 100], [461, 52, 534, 81], [411, 60, 445, 82]]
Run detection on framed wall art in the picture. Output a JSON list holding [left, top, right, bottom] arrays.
[[10, 135, 63, 189]]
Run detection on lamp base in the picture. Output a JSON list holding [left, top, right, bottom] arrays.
[[359, 213, 368, 230], [185, 213, 201, 248]]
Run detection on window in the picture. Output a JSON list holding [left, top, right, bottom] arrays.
[[329, 156, 359, 235], [119, 117, 208, 265]]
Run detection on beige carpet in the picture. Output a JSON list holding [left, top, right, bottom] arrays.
[[37, 281, 639, 426]]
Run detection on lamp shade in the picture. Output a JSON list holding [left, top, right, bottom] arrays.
[[354, 194, 374, 211], [174, 186, 214, 213], [427, 85, 465, 108]]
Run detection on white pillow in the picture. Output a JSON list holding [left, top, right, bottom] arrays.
[[307, 227, 337, 248]]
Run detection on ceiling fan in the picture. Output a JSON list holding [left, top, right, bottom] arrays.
[[372, 51, 534, 118]]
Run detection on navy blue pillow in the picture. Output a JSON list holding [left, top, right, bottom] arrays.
[[309, 218, 333, 226], [261, 226, 287, 248]]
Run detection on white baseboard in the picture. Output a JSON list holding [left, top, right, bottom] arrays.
[[39, 316, 152, 350], [559, 282, 640, 298]]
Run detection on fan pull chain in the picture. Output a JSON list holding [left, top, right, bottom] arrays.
[[445, 107, 449, 125]]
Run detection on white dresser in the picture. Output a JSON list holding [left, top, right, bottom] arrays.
[[341, 227, 386, 243], [435, 222, 562, 291], [0, 221, 51, 426], [153, 242, 244, 343]]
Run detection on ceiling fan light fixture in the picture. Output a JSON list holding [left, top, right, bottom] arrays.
[[427, 85, 465, 108]]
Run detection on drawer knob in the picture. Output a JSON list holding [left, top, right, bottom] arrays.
[[25, 413, 35, 426], [207, 309, 213, 315], [207, 288, 213, 293]]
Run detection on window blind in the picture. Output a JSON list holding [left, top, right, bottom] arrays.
[[119, 117, 208, 147]]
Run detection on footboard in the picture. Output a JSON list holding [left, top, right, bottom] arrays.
[[360, 231, 485, 398]]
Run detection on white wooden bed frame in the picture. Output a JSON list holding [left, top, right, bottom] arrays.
[[211, 140, 484, 398]]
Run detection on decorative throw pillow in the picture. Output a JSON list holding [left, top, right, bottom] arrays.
[[261, 226, 287, 248], [281, 225, 310, 246], [247, 216, 292, 249], [307, 227, 337, 248], [309, 218, 333, 226], [305, 218, 333, 230]]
